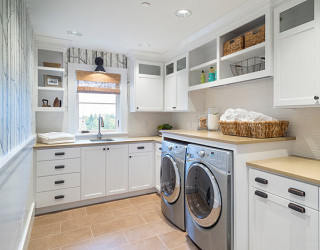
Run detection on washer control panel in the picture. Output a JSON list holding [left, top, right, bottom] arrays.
[[162, 140, 187, 161]]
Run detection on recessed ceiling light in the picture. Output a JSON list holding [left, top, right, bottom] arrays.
[[139, 43, 150, 48], [175, 9, 192, 17], [141, 2, 151, 7], [67, 30, 82, 36]]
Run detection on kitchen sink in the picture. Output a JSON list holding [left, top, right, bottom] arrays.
[[90, 138, 115, 142]]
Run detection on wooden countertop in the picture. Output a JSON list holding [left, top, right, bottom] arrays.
[[34, 136, 162, 149], [161, 130, 296, 145], [247, 156, 320, 185]]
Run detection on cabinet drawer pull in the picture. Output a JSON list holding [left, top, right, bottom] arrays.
[[255, 190, 268, 199], [255, 177, 268, 185], [55, 180, 65, 184], [55, 195, 65, 200], [137, 146, 145, 149], [288, 187, 305, 197], [55, 152, 65, 156], [55, 165, 65, 169], [288, 203, 305, 214]]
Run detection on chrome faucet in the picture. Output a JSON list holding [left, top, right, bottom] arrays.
[[97, 114, 104, 140]]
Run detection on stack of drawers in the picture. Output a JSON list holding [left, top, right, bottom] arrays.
[[36, 147, 81, 208]]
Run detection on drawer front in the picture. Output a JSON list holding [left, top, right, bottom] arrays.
[[36, 173, 80, 192], [129, 142, 153, 154], [36, 187, 80, 208], [249, 168, 319, 210], [155, 143, 162, 155], [37, 158, 81, 177], [37, 147, 81, 161]]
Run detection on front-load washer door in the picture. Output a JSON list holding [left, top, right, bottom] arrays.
[[186, 163, 222, 228], [161, 154, 181, 204]]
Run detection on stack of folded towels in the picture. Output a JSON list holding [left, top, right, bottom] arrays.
[[38, 132, 75, 144], [220, 108, 276, 122]]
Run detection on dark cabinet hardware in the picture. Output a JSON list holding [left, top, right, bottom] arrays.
[[55, 165, 65, 169], [55, 180, 65, 184], [55, 195, 65, 200], [255, 177, 268, 185], [137, 146, 145, 149], [314, 96, 319, 100], [129, 156, 132, 158], [107, 148, 109, 150], [159, 147, 162, 150], [288, 203, 305, 213], [55, 152, 65, 156], [103, 148, 106, 150], [255, 190, 268, 199], [136, 107, 139, 110], [288, 187, 305, 197], [172, 107, 176, 109]]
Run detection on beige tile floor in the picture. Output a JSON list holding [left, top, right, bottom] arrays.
[[28, 193, 199, 250]]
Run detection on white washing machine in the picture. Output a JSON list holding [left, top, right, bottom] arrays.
[[185, 144, 233, 250], [160, 140, 187, 231]]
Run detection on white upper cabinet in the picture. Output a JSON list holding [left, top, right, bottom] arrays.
[[106, 144, 129, 196], [81, 146, 106, 200], [274, 0, 320, 107], [129, 59, 164, 112], [164, 54, 189, 111]]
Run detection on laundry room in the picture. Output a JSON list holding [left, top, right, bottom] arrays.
[[1, 0, 320, 249]]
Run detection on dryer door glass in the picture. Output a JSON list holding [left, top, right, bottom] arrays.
[[186, 163, 222, 228], [160, 154, 181, 204]]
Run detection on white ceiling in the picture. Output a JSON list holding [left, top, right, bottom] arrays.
[[26, 0, 249, 54]]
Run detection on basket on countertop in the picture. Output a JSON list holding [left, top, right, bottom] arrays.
[[223, 36, 245, 56], [43, 62, 62, 68], [218, 120, 289, 139], [245, 25, 265, 48]]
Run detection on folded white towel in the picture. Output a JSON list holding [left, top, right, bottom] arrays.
[[38, 132, 75, 144], [220, 108, 276, 122]]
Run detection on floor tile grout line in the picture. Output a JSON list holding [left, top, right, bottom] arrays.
[[156, 235, 170, 250]]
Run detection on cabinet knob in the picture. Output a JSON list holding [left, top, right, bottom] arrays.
[[107, 148, 109, 150], [103, 148, 106, 150], [129, 156, 132, 158], [136, 107, 139, 110], [314, 96, 319, 100]]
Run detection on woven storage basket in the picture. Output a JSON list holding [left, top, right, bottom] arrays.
[[43, 62, 61, 68], [223, 36, 245, 56], [245, 25, 265, 48], [219, 120, 289, 139]]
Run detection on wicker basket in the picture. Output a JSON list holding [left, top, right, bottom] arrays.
[[219, 120, 289, 139], [245, 25, 265, 48], [223, 36, 245, 56], [43, 62, 61, 68]]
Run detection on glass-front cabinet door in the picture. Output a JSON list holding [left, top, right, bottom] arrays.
[[138, 62, 162, 79], [274, 0, 320, 107]]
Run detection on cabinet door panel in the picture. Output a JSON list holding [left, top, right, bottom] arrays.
[[136, 77, 163, 111], [249, 187, 318, 250], [129, 153, 153, 192], [81, 146, 106, 200], [155, 143, 162, 192], [176, 69, 189, 111], [164, 74, 176, 111], [106, 144, 129, 195]]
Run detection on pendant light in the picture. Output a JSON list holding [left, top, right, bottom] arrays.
[[94, 57, 106, 72]]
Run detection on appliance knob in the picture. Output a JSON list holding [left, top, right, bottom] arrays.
[[168, 145, 173, 151], [199, 150, 205, 158]]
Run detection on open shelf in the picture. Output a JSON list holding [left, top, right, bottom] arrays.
[[38, 66, 65, 72], [38, 86, 64, 92], [221, 42, 265, 63], [35, 107, 65, 112], [190, 59, 218, 72]]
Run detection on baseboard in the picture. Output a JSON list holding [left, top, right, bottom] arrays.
[[36, 188, 157, 215], [19, 202, 35, 250]]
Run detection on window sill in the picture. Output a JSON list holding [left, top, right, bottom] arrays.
[[75, 131, 128, 139]]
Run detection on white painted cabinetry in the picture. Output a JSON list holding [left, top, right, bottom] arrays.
[[81, 146, 106, 200], [274, 0, 320, 107], [155, 143, 162, 192], [249, 168, 319, 250], [164, 55, 188, 111], [106, 144, 129, 195], [129, 59, 164, 112], [128, 143, 154, 191]]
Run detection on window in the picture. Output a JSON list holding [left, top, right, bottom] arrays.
[[78, 93, 118, 132]]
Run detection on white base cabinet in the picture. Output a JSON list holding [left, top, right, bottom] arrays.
[[106, 144, 129, 195], [81, 146, 106, 200], [249, 187, 318, 250], [154, 143, 162, 192]]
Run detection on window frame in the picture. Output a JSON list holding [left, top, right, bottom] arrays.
[[67, 63, 128, 135]]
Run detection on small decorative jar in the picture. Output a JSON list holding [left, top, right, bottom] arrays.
[[197, 112, 208, 130], [207, 108, 220, 131]]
